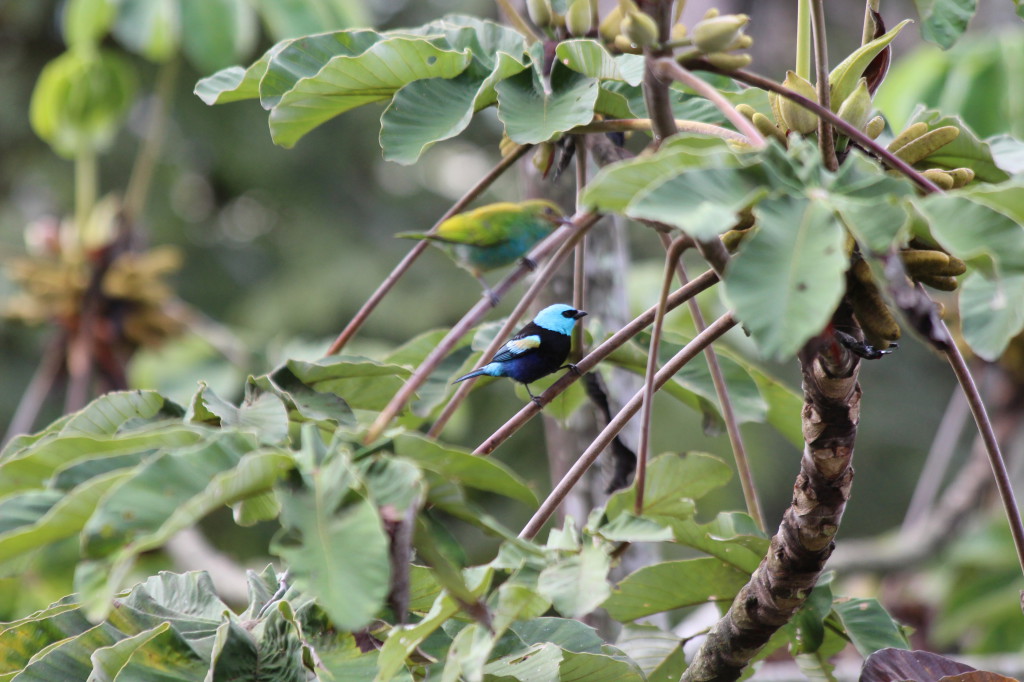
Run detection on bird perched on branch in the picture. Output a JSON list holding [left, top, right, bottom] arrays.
[[454, 303, 587, 402], [397, 200, 565, 301]]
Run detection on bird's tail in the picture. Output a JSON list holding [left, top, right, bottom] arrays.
[[453, 367, 489, 384], [395, 231, 448, 242]]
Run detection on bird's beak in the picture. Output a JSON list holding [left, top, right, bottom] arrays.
[[574, 311, 588, 319]]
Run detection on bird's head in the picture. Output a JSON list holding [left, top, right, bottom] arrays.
[[522, 199, 567, 228], [533, 303, 587, 335]]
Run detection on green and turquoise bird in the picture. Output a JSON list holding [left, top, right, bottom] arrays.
[[397, 200, 565, 298]]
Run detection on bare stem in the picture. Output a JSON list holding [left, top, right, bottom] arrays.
[[636, 237, 689, 514], [687, 62, 945, 194], [124, 57, 179, 222], [519, 312, 737, 539], [365, 212, 600, 443], [572, 137, 588, 361], [325, 144, 532, 356], [427, 216, 593, 438], [796, 0, 812, 79], [475, 270, 720, 455], [3, 333, 66, 445], [810, 0, 838, 171], [943, 328, 1024, 582], [495, 0, 543, 43], [658, 233, 765, 531], [650, 60, 766, 148], [569, 118, 748, 142]]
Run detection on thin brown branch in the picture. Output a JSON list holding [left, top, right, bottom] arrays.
[[474, 270, 719, 455], [684, 61, 945, 194], [365, 212, 600, 443], [569, 118, 748, 143], [3, 332, 66, 445], [810, 0, 838, 171], [124, 57, 179, 222], [426, 214, 593, 438], [572, 136, 588, 361], [650, 60, 765, 148], [520, 312, 737, 539], [658, 233, 765, 531], [636, 237, 689, 514], [642, 1, 677, 145], [943, 328, 1024, 583], [325, 144, 533, 356]]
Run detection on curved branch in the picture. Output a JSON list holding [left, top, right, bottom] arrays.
[[569, 118, 749, 143], [474, 269, 719, 455], [520, 312, 737, 539]]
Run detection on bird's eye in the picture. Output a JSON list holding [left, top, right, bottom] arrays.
[[562, 310, 576, 318]]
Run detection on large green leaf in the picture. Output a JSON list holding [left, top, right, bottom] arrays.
[[914, 193, 1024, 278], [282, 357, 411, 412], [537, 544, 611, 618], [555, 39, 644, 86], [89, 622, 210, 680], [391, 433, 537, 506], [605, 452, 731, 520], [495, 60, 599, 144], [111, 0, 180, 62], [603, 557, 749, 621], [959, 273, 1024, 361], [250, 0, 369, 42], [832, 598, 910, 657], [615, 624, 684, 678], [6, 621, 124, 681], [724, 196, 848, 360], [180, 0, 259, 74], [80, 432, 266, 557], [914, 0, 976, 49], [668, 512, 768, 573], [559, 649, 645, 682], [269, 38, 472, 147], [0, 601, 93, 675], [187, 383, 289, 444], [272, 454, 390, 631]]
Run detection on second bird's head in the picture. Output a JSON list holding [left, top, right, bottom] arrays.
[[533, 304, 587, 336]]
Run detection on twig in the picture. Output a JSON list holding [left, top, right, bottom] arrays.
[[649, 60, 765, 148], [519, 312, 737, 539], [642, 1, 678, 145], [635, 237, 689, 514], [901, 385, 971, 532], [364, 212, 599, 443], [572, 136, 587, 361], [658, 233, 765, 531], [3, 332, 66, 445], [810, 0, 838, 170], [494, 0, 543, 43], [569, 118, 748, 142], [685, 61, 945, 194], [943, 327, 1024, 583], [473, 270, 719, 455], [124, 57, 179, 222], [426, 214, 594, 438], [796, 0, 812, 80], [325, 144, 533, 356]]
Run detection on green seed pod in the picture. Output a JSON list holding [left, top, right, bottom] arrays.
[[735, 103, 757, 121], [752, 112, 788, 145], [849, 260, 902, 342], [865, 115, 885, 139], [566, 0, 593, 36], [622, 8, 659, 47], [901, 249, 968, 277], [670, 23, 687, 40], [721, 229, 750, 252], [892, 126, 961, 165], [886, 122, 929, 152], [526, 0, 553, 29], [599, 5, 623, 42], [920, 168, 956, 191], [917, 275, 959, 291], [692, 14, 750, 53], [613, 33, 642, 54], [947, 167, 975, 188], [836, 78, 872, 133], [703, 51, 752, 70], [777, 71, 818, 134]]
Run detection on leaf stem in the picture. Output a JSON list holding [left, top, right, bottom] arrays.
[[943, 327, 1024, 583], [475, 270, 719, 455], [635, 237, 688, 514], [519, 312, 737, 539], [572, 137, 588, 362], [73, 150, 98, 259], [124, 57, 179, 222], [325, 144, 533, 356], [810, 0, 838, 171], [569, 118, 748, 143], [650, 59, 766, 148], [686, 61, 945, 193], [796, 0, 812, 80], [365, 212, 600, 444]]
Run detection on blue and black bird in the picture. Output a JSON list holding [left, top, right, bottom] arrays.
[[454, 303, 587, 401]]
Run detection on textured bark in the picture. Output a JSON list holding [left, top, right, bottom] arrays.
[[681, 333, 862, 682]]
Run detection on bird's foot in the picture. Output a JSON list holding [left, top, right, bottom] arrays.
[[834, 330, 898, 360], [559, 363, 582, 376], [520, 256, 537, 271], [481, 284, 500, 307], [530, 395, 544, 408]]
